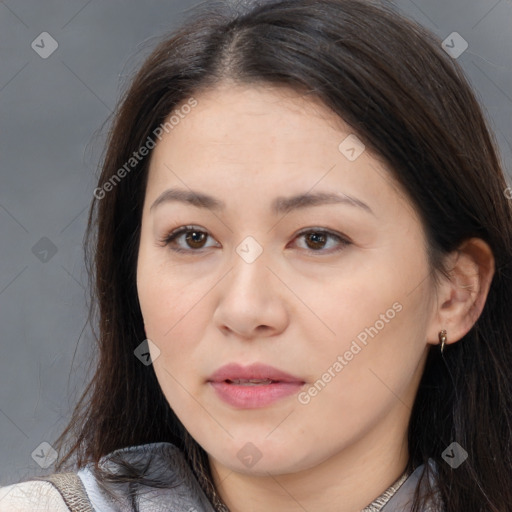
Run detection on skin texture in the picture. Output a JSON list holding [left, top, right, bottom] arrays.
[[136, 83, 494, 512]]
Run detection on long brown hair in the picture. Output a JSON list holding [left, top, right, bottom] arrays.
[[52, 1, 512, 510]]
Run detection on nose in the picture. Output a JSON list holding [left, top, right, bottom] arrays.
[[212, 250, 290, 340]]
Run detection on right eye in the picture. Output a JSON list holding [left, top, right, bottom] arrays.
[[158, 225, 219, 253]]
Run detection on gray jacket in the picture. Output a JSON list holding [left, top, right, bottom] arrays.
[[71, 442, 442, 511]]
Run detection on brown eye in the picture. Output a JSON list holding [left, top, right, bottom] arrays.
[[160, 225, 218, 253], [293, 229, 351, 254], [304, 231, 328, 250], [184, 230, 207, 249]]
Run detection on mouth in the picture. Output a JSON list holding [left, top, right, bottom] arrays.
[[225, 378, 277, 385], [207, 363, 305, 409]]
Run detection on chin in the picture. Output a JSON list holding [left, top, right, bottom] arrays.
[[206, 437, 325, 476]]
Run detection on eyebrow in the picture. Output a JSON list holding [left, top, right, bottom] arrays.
[[149, 188, 374, 216]]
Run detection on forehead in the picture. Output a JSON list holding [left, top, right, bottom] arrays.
[[150, 83, 347, 167], [145, 83, 414, 220]]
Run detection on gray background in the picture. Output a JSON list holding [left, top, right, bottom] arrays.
[[0, 0, 511, 485]]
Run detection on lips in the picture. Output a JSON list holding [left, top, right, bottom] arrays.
[[208, 363, 305, 408], [208, 363, 304, 384]]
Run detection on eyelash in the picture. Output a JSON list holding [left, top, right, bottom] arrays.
[[157, 225, 351, 255]]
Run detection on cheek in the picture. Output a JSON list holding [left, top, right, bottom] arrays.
[[137, 242, 208, 339], [301, 248, 432, 392], [138, 269, 207, 403], [139, 282, 208, 362], [302, 280, 431, 421], [303, 267, 402, 348]]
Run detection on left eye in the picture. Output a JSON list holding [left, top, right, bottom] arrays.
[[159, 226, 350, 254], [292, 229, 350, 253]]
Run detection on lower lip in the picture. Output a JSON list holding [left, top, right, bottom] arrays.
[[209, 381, 304, 408]]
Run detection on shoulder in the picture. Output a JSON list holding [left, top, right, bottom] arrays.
[[0, 481, 69, 512], [79, 441, 216, 511]]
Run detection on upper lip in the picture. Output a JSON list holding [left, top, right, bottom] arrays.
[[208, 363, 304, 383]]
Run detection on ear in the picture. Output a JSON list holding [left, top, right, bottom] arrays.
[[427, 238, 495, 347]]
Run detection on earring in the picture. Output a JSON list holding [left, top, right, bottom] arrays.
[[438, 329, 447, 354]]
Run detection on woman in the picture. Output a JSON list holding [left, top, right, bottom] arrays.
[[1, 0, 511, 510]]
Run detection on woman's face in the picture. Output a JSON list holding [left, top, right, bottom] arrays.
[[136, 83, 439, 476]]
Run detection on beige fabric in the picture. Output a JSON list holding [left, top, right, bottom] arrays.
[[33, 474, 94, 512], [0, 481, 70, 512], [362, 470, 410, 511]]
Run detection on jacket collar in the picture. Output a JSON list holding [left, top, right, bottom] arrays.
[[80, 442, 441, 512]]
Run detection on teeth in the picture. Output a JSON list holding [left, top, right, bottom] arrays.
[[229, 379, 274, 385]]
